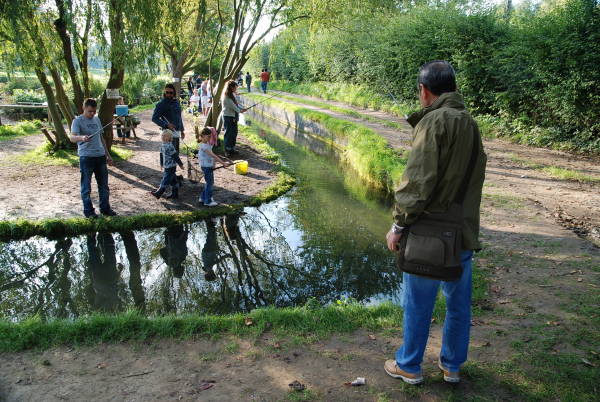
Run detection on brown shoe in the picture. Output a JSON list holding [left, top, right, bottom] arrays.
[[384, 360, 424, 384], [438, 359, 460, 383]]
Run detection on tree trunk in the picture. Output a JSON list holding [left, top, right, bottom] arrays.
[[54, 0, 84, 114], [170, 55, 186, 98], [98, 0, 125, 151], [35, 68, 70, 147], [49, 68, 76, 124]]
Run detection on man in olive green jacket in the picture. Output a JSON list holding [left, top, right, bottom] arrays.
[[384, 61, 487, 385]]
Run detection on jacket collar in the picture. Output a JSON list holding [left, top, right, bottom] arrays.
[[406, 92, 465, 128]]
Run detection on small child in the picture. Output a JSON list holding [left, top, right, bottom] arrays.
[[198, 127, 228, 206], [150, 130, 184, 199]]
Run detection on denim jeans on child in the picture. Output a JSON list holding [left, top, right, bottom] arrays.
[[79, 155, 111, 216], [201, 166, 214, 204], [395, 250, 474, 374], [156, 166, 179, 196]]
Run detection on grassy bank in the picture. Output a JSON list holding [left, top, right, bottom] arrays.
[[265, 81, 416, 118], [244, 93, 407, 192], [0, 120, 43, 141], [0, 302, 402, 352], [0, 128, 295, 242]]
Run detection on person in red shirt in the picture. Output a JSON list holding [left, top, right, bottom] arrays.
[[259, 69, 270, 93]]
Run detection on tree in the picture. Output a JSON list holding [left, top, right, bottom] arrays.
[[205, 0, 309, 127]]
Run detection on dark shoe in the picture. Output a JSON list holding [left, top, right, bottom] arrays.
[[86, 212, 99, 219], [101, 209, 118, 217], [166, 193, 179, 200], [150, 191, 161, 199], [176, 175, 184, 184]]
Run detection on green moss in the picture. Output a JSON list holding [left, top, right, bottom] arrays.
[[0, 120, 42, 141], [509, 154, 600, 183], [14, 142, 133, 167], [0, 302, 403, 352], [0, 129, 295, 242], [244, 93, 407, 192]]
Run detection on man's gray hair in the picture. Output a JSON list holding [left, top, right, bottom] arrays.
[[418, 61, 457, 96]]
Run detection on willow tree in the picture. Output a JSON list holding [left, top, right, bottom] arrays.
[[159, 0, 228, 98], [0, 1, 72, 147], [205, 0, 308, 127]]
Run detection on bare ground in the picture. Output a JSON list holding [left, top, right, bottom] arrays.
[[0, 110, 277, 221], [0, 96, 599, 401]]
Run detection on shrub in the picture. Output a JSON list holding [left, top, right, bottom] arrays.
[[13, 89, 46, 104]]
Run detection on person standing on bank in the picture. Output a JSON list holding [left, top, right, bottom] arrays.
[[152, 83, 185, 154], [384, 61, 487, 385], [221, 80, 247, 157], [70, 98, 117, 218], [259, 69, 270, 94], [245, 71, 252, 92]]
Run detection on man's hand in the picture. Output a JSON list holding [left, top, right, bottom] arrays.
[[167, 123, 176, 130], [386, 230, 401, 252], [82, 135, 90, 142], [106, 156, 114, 166], [181, 131, 185, 139]]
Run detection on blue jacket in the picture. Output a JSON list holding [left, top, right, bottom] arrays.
[[152, 98, 184, 131]]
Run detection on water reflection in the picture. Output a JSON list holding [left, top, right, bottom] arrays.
[[0, 120, 401, 321]]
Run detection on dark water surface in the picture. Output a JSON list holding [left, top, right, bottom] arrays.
[[0, 117, 401, 321]]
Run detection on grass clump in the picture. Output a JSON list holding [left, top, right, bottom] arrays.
[[0, 302, 403, 352], [14, 142, 133, 167], [0, 120, 42, 141], [244, 93, 407, 192], [129, 103, 156, 113]]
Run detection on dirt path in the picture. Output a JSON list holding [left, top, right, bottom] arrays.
[[254, 91, 600, 244], [0, 111, 277, 221]]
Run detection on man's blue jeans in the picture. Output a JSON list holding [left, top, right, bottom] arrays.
[[260, 81, 268, 93], [201, 166, 214, 204], [396, 250, 474, 373], [79, 155, 110, 216]]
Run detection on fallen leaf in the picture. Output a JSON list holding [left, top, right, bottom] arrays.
[[498, 299, 510, 304], [96, 362, 108, 369], [546, 321, 561, 326], [581, 358, 596, 367], [198, 383, 214, 391], [244, 317, 254, 326], [482, 341, 491, 347], [273, 342, 281, 349], [577, 278, 583, 282], [344, 377, 366, 387], [368, 334, 376, 340]]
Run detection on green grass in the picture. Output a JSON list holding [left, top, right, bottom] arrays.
[[244, 93, 407, 192], [509, 154, 600, 183], [14, 142, 133, 167], [129, 103, 156, 113], [0, 130, 295, 242], [265, 81, 416, 118], [0, 120, 42, 141], [0, 302, 403, 352]]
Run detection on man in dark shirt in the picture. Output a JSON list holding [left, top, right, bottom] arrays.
[[152, 83, 185, 154]]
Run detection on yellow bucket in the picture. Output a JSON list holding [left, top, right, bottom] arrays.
[[234, 160, 248, 175]]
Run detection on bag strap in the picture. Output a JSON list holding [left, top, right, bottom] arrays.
[[454, 128, 480, 205]]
